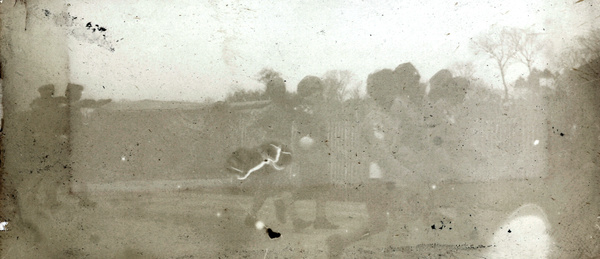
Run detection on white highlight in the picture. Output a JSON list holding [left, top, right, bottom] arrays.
[[177, 185, 181, 189], [216, 212, 221, 217], [0, 222, 7, 231], [431, 184, 437, 190], [299, 136, 315, 148], [533, 140, 540, 146], [255, 221, 265, 230], [121, 156, 126, 161], [237, 144, 287, 180], [486, 204, 552, 259], [369, 162, 383, 179]]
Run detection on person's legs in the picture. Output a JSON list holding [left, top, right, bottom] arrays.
[[326, 181, 390, 258], [313, 197, 339, 229], [245, 190, 268, 226]]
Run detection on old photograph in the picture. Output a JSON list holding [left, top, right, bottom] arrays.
[[1, 0, 599, 258]]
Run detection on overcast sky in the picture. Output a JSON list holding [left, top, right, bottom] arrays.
[[67, 0, 600, 102]]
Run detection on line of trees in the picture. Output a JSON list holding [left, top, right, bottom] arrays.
[[226, 27, 598, 106], [225, 68, 363, 104]]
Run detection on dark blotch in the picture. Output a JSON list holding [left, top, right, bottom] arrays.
[[431, 224, 436, 230], [98, 27, 107, 32], [508, 229, 512, 233], [43, 9, 50, 17], [86, 22, 92, 28], [266, 228, 281, 239]]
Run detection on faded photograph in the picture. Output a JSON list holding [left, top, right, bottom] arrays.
[[1, 1, 599, 258]]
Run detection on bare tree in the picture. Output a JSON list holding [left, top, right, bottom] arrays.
[[507, 28, 542, 75], [257, 68, 283, 85], [472, 26, 517, 100], [560, 29, 600, 70], [450, 61, 476, 80], [322, 70, 357, 102]]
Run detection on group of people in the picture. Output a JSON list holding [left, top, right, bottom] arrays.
[[226, 75, 342, 231], [225, 64, 469, 257], [13, 84, 112, 234]]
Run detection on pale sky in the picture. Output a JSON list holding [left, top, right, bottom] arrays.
[[67, 0, 600, 102]]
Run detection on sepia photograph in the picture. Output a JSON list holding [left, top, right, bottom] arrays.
[[0, 0, 599, 258]]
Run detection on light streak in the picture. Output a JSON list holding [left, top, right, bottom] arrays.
[[236, 144, 290, 180]]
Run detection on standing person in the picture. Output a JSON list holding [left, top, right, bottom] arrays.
[[28, 84, 69, 209], [290, 75, 338, 230], [241, 76, 298, 226], [326, 68, 425, 257], [326, 98, 402, 258], [426, 73, 469, 179]]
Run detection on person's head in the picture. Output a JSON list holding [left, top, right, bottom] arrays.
[[428, 74, 468, 106], [37, 84, 55, 98], [297, 75, 325, 104], [265, 77, 287, 104], [66, 83, 84, 102], [428, 69, 454, 103], [367, 63, 423, 112]]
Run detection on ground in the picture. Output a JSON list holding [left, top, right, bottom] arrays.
[[1, 163, 598, 258]]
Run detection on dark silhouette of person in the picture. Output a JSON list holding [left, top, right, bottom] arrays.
[[27, 85, 70, 209], [9, 84, 67, 243]]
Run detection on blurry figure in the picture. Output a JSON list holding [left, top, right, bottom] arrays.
[[425, 70, 469, 177], [327, 78, 411, 258], [288, 75, 338, 230], [28, 84, 69, 208], [365, 62, 423, 113], [248, 76, 299, 225], [227, 76, 301, 228], [225, 141, 293, 226], [10, 84, 68, 242], [30, 84, 68, 141]]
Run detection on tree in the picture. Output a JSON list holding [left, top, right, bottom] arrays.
[[472, 26, 517, 100], [560, 29, 600, 70], [450, 61, 476, 80], [321, 70, 357, 102], [257, 68, 282, 84], [507, 28, 542, 75], [225, 87, 265, 103]]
